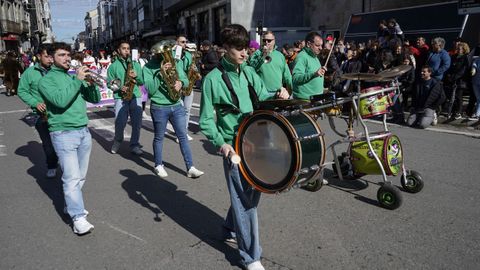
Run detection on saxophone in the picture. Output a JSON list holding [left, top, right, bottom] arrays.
[[184, 51, 202, 96], [152, 41, 181, 101], [122, 58, 136, 101]]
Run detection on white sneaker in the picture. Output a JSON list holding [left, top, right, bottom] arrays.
[[142, 111, 149, 119], [111, 141, 121, 154], [432, 112, 438, 126], [154, 165, 168, 178], [46, 168, 57, 178], [73, 217, 94, 235], [187, 166, 204, 178], [131, 146, 143, 155], [246, 261, 265, 270], [175, 134, 193, 143], [322, 179, 329, 185]]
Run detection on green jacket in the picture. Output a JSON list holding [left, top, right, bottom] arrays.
[[142, 58, 189, 106], [292, 48, 324, 99], [107, 57, 144, 99], [17, 63, 49, 114], [38, 66, 100, 132], [248, 47, 292, 93], [172, 47, 192, 74], [199, 57, 271, 148]]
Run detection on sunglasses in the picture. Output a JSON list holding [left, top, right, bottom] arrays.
[[263, 39, 274, 43]]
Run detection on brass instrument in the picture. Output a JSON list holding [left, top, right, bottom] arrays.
[[152, 40, 181, 102], [68, 62, 121, 91], [184, 50, 202, 96], [122, 59, 136, 101]]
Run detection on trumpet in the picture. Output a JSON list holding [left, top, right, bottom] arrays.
[[68, 62, 120, 91], [262, 46, 272, 64]]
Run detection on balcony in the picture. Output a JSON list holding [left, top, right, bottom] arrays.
[[0, 19, 22, 34], [22, 20, 30, 32]]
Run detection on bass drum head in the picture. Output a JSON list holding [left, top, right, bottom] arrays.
[[237, 112, 298, 193], [384, 134, 403, 176]]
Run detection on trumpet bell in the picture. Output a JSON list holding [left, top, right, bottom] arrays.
[[151, 40, 176, 55]]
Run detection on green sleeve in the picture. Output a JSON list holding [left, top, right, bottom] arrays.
[[292, 55, 316, 85], [143, 66, 157, 96], [282, 59, 293, 91], [81, 82, 101, 103], [176, 63, 189, 88], [107, 63, 117, 84], [199, 77, 226, 148], [134, 62, 144, 85], [17, 71, 39, 108], [39, 77, 82, 109], [245, 68, 271, 101], [183, 52, 192, 73], [247, 50, 264, 71]]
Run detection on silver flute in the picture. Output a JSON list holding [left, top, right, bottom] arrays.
[[68, 62, 121, 91]]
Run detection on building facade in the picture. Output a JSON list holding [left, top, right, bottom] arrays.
[[28, 0, 53, 49], [85, 8, 99, 51], [0, 0, 31, 52]]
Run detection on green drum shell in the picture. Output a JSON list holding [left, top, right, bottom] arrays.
[[350, 134, 403, 176], [236, 111, 325, 193], [359, 94, 391, 118]]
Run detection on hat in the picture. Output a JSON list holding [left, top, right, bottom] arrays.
[[201, 40, 212, 46], [326, 36, 334, 41], [249, 40, 260, 49]]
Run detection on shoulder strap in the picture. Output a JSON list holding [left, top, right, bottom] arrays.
[[217, 64, 239, 109]]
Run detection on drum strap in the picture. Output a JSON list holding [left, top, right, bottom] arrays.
[[217, 64, 259, 112]]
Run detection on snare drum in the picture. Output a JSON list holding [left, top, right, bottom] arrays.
[[359, 86, 393, 118], [235, 110, 326, 193], [349, 133, 403, 176]]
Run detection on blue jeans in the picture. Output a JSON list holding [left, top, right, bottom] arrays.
[[223, 158, 262, 266], [473, 83, 480, 117], [182, 92, 194, 130], [50, 127, 91, 221], [35, 116, 58, 169], [114, 98, 142, 148], [150, 104, 193, 170]]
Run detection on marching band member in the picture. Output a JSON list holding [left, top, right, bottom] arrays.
[[107, 41, 144, 155], [17, 44, 59, 178], [292, 32, 326, 99], [38, 42, 101, 235], [82, 50, 97, 70], [142, 42, 204, 179], [174, 34, 194, 141], [199, 24, 288, 270], [248, 31, 292, 99]]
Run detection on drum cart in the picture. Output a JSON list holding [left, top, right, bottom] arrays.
[[306, 78, 424, 210]]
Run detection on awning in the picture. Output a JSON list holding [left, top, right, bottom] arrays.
[[1, 34, 19, 41]]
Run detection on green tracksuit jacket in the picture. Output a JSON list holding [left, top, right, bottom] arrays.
[[199, 57, 271, 148], [38, 66, 100, 132], [107, 57, 144, 99], [17, 63, 49, 114], [142, 58, 189, 106], [248, 47, 292, 94], [292, 47, 324, 99]]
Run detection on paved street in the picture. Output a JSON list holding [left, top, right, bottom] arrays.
[[1, 89, 479, 270]]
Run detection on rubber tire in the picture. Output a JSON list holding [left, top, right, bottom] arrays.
[[301, 179, 323, 192], [401, 170, 424, 193], [377, 183, 403, 210]]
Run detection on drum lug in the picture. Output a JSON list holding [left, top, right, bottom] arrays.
[[295, 165, 320, 176], [296, 132, 325, 142]]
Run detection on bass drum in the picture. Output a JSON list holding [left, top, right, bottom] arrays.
[[235, 110, 326, 193], [349, 133, 403, 176]]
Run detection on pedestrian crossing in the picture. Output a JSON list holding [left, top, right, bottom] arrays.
[[0, 116, 6, 156]]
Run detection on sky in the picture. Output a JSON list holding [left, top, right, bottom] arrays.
[[50, 0, 98, 42]]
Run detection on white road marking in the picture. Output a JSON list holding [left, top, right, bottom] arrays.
[[88, 118, 130, 141], [100, 221, 147, 243], [0, 145, 6, 156], [0, 109, 31, 115]]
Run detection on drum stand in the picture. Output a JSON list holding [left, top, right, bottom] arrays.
[[324, 81, 423, 209]]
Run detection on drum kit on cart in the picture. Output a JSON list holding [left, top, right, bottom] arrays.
[[234, 65, 424, 210]]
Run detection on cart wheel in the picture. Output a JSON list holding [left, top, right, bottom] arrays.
[[377, 183, 403, 210], [301, 179, 323, 192], [401, 170, 424, 193]]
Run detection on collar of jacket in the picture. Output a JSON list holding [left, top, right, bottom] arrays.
[[34, 62, 50, 75], [221, 57, 247, 73], [51, 65, 69, 74], [303, 47, 316, 57]]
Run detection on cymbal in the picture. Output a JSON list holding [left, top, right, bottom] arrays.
[[340, 72, 383, 81], [378, 64, 413, 78]]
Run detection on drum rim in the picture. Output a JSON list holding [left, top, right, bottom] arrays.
[[301, 111, 326, 182], [235, 110, 302, 193]]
